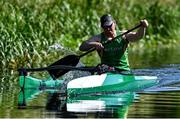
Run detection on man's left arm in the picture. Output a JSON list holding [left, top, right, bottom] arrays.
[[124, 19, 148, 42]]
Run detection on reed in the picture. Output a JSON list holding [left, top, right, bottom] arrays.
[[0, 0, 179, 69]]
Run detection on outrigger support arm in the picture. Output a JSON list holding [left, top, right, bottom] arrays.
[[18, 65, 98, 73]]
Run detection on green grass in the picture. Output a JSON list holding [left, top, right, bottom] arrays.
[[0, 0, 179, 70]]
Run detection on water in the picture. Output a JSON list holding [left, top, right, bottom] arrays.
[[0, 47, 180, 118]]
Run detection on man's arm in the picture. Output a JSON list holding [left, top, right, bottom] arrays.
[[79, 34, 103, 51], [124, 20, 148, 42]]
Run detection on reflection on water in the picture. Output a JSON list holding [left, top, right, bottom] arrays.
[[18, 89, 137, 118], [65, 92, 136, 118], [128, 92, 180, 118], [129, 47, 180, 69]]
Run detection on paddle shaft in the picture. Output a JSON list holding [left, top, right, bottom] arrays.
[[18, 65, 97, 74], [79, 23, 142, 58]]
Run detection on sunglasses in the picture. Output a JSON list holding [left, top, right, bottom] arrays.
[[102, 23, 113, 29]]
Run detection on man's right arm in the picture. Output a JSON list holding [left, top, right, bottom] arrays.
[[79, 34, 103, 51]]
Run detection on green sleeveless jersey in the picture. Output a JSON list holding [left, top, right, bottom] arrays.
[[100, 31, 130, 71]]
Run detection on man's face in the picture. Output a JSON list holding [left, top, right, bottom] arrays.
[[102, 22, 116, 38]]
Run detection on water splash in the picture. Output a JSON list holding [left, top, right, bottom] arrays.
[[134, 64, 180, 92], [48, 43, 65, 50], [48, 43, 75, 54], [59, 62, 91, 92]]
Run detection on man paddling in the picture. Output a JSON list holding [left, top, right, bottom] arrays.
[[79, 14, 148, 73]]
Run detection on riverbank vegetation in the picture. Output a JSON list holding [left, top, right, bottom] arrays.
[[0, 0, 179, 71]]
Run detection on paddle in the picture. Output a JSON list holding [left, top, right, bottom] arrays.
[[48, 23, 142, 79]]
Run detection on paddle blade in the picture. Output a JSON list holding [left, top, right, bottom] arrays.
[[48, 55, 80, 79]]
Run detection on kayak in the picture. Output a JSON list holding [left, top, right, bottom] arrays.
[[19, 72, 158, 96], [67, 72, 158, 96]]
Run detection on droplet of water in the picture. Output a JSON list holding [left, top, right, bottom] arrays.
[[48, 43, 64, 50]]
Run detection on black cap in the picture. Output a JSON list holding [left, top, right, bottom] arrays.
[[100, 14, 114, 27]]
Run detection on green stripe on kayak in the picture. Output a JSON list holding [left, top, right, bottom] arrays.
[[102, 73, 135, 85]]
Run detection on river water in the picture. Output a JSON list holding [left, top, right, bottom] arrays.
[[0, 47, 180, 118]]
